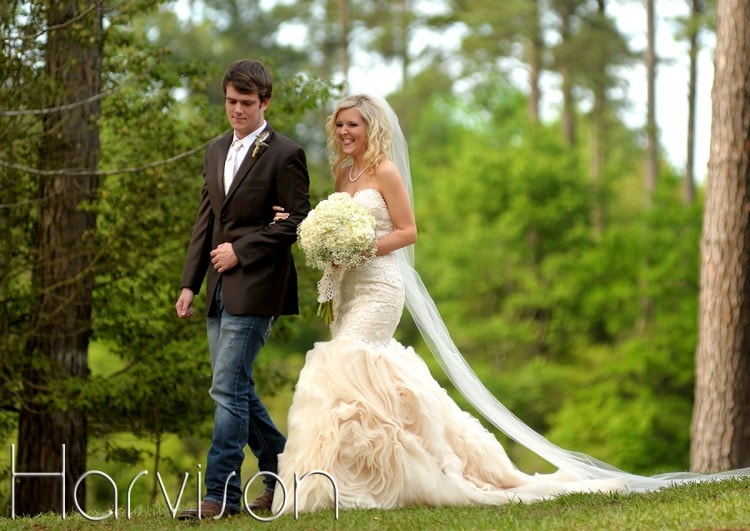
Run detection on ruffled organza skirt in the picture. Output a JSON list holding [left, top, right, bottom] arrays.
[[272, 335, 624, 513]]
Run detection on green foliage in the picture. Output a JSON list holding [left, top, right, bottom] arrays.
[[414, 85, 593, 363], [0, 0, 722, 512], [406, 84, 703, 475], [546, 340, 694, 474], [553, 6, 637, 95], [543, 173, 702, 474], [85, 6, 218, 453], [0, 2, 335, 508], [83, 0, 336, 476], [0, 0, 48, 442]]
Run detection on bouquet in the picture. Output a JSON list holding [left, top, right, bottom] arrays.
[[297, 192, 377, 323]]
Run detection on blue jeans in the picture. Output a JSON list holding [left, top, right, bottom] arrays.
[[203, 288, 286, 510]]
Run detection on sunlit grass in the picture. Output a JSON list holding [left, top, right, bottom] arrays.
[[3, 477, 750, 530]]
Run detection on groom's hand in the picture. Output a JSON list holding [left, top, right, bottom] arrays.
[[271, 205, 289, 223], [211, 242, 238, 273], [175, 288, 195, 319]]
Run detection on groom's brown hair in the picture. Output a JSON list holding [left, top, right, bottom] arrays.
[[222, 59, 273, 101]]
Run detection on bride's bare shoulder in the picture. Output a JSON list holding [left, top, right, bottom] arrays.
[[375, 159, 398, 174], [374, 159, 402, 188]]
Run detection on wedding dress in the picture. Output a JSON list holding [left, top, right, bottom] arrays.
[[272, 188, 624, 513], [272, 95, 749, 515]]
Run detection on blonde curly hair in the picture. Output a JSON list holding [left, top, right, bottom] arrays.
[[325, 94, 392, 179]]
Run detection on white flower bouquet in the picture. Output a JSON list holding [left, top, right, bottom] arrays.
[[297, 192, 377, 323]]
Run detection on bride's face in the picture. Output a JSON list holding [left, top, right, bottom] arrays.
[[335, 107, 367, 158]]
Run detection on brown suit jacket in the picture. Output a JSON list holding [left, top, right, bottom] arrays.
[[180, 124, 310, 316]]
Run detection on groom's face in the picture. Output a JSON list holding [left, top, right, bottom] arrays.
[[225, 83, 269, 139]]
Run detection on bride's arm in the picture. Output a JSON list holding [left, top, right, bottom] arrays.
[[376, 159, 417, 256]]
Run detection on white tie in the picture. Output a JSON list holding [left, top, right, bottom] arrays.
[[224, 139, 242, 193]]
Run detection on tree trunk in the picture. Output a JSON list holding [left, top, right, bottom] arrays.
[[338, 0, 351, 89], [15, 0, 103, 515], [684, 0, 704, 204], [527, 0, 543, 122], [645, 0, 658, 204], [590, 0, 607, 237], [691, 0, 750, 473], [558, 3, 576, 147], [397, 0, 410, 89], [150, 432, 163, 504]]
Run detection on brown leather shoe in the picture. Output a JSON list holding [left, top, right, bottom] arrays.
[[246, 490, 274, 512], [176, 499, 238, 520]]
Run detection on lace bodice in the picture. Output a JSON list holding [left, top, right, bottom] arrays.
[[330, 189, 405, 345], [354, 188, 395, 240]]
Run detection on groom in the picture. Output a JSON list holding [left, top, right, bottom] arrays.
[[175, 59, 310, 519]]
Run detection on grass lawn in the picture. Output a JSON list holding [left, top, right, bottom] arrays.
[[3, 477, 750, 530]]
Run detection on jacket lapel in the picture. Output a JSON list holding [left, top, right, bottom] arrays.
[[223, 127, 272, 205], [210, 135, 232, 203]]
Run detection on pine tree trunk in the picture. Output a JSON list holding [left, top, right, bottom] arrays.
[[338, 0, 351, 88], [691, 0, 750, 473], [684, 0, 703, 205], [527, 0, 542, 122], [590, 0, 608, 237], [645, 0, 658, 204], [558, 4, 576, 147], [397, 0, 410, 89], [15, 0, 102, 515]]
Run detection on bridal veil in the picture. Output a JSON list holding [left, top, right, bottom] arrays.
[[365, 93, 750, 491]]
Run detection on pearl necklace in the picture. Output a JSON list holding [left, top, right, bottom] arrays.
[[348, 165, 366, 182]]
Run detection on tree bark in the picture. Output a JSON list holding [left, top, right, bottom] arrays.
[[691, 0, 750, 473], [684, 0, 704, 204], [590, 0, 608, 237], [397, 0, 410, 89], [338, 0, 351, 89], [645, 0, 658, 204], [558, 2, 576, 147], [15, 0, 103, 515], [527, 0, 543, 122]]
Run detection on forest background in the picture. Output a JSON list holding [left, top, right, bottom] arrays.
[[0, 0, 737, 516]]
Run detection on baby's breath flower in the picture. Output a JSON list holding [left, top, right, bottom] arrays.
[[297, 192, 377, 323], [297, 192, 377, 270]]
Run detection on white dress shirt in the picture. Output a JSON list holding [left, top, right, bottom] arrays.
[[223, 121, 266, 193]]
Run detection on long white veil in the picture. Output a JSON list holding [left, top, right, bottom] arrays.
[[369, 94, 750, 491]]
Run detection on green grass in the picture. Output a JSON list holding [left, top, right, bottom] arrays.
[[3, 477, 750, 530]]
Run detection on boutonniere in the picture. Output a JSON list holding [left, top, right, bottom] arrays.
[[251, 131, 270, 158]]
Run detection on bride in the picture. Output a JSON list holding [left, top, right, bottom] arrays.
[[270, 94, 747, 514]]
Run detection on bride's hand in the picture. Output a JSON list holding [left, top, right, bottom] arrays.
[[271, 205, 289, 223]]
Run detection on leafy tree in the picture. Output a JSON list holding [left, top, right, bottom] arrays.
[[450, 0, 545, 121], [271, 0, 451, 91], [405, 79, 705, 474], [547, 174, 703, 474], [84, 1, 335, 501], [548, 0, 589, 146], [414, 83, 593, 364], [9, 0, 104, 515], [0, 0, 334, 514], [563, 3, 634, 235], [2, 0, 738, 511]]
